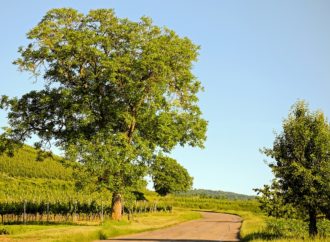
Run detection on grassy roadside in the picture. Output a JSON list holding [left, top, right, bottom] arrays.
[[0, 209, 201, 242], [234, 210, 329, 242]]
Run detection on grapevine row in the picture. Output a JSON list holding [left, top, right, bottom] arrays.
[[0, 200, 172, 224]]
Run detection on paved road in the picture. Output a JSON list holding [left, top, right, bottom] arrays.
[[101, 212, 242, 242]]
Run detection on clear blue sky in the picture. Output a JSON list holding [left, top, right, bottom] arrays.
[[1, 1, 329, 195]]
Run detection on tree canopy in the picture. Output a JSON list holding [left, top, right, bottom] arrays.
[[151, 155, 193, 196], [0, 8, 207, 219], [259, 101, 330, 236]]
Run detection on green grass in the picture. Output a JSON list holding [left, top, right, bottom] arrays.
[[238, 212, 330, 242], [0, 224, 100, 242], [250, 218, 330, 241]]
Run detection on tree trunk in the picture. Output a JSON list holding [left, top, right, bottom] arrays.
[[308, 208, 318, 237], [111, 192, 122, 220]]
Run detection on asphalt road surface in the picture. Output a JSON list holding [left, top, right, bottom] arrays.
[[100, 212, 242, 242]]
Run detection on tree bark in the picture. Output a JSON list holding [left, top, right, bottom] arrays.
[[308, 208, 318, 237], [111, 192, 122, 220]]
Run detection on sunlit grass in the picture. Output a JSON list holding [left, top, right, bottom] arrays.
[[236, 212, 330, 242]]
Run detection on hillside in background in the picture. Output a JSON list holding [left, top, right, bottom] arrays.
[[0, 145, 73, 180], [0, 144, 254, 203], [178, 189, 255, 200], [0, 145, 111, 203]]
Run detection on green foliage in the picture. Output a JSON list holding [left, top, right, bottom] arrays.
[[254, 181, 303, 219], [259, 100, 330, 236], [151, 155, 193, 196], [0, 8, 207, 201], [67, 133, 148, 194]]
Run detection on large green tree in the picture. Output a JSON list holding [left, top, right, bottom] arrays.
[[151, 155, 193, 196], [260, 101, 330, 236], [0, 8, 207, 220]]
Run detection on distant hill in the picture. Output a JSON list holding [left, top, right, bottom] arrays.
[[177, 189, 255, 200]]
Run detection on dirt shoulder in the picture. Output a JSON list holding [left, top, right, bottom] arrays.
[[99, 211, 242, 242]]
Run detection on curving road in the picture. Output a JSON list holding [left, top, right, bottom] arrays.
[[101, 212, 242, 242]]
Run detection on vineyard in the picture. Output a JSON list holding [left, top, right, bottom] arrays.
[[157, 194, 260, 213], [0, 145, 173, 225], [0, 200, 172, 224], [0, 146, 73, 180]]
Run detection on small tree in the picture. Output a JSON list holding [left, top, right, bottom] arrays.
[[0, 8, 207, 220], [260, 100, 330, 236], [151, 155, 193, 196]]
